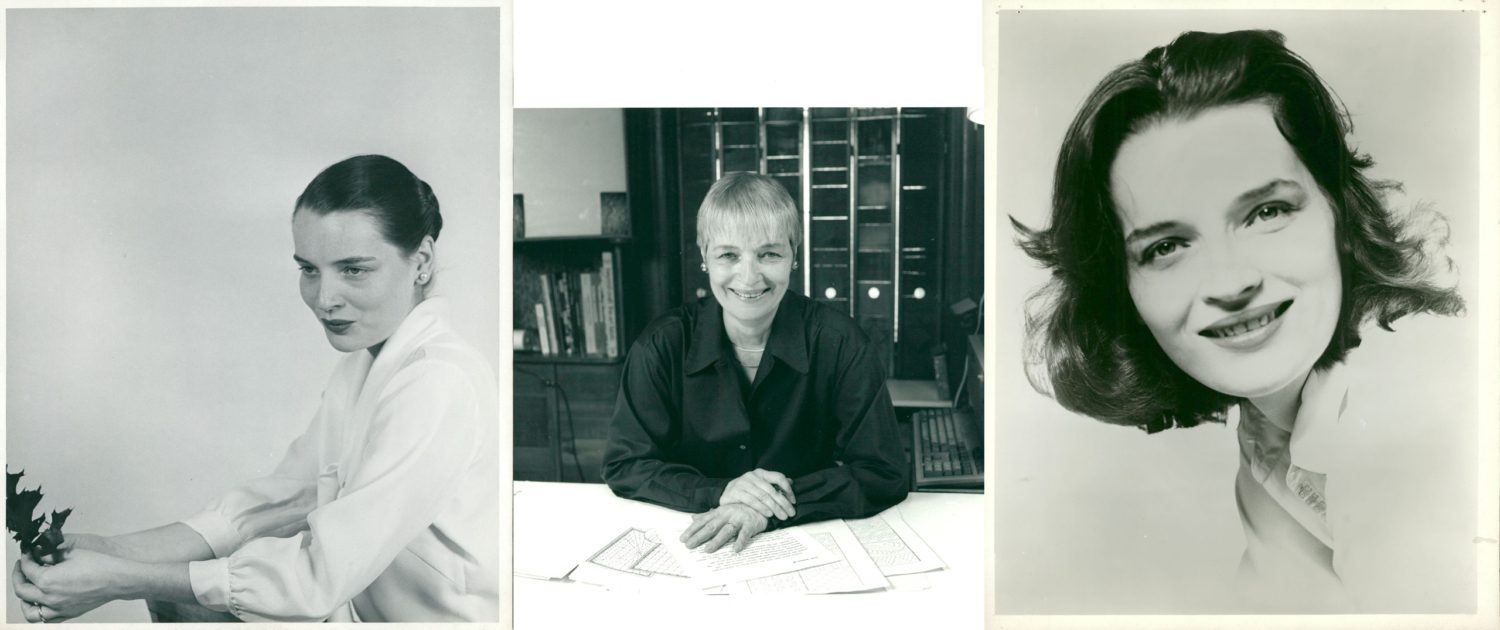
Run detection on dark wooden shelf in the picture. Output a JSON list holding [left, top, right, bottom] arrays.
[[515, 235, 632, 245]]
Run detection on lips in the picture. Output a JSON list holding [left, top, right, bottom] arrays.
[[1199, 300, 1292, 339], [728, 288, 769, 301], [322, 319, 354, 334]]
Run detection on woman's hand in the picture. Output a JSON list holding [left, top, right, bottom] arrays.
[[59, 533, 115, 557], [681, 504, 768, 553], [720, 468, 796, 521], [12, 549, 133, 622]]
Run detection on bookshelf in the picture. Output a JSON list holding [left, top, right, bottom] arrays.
[[513, 236, 628, 482]]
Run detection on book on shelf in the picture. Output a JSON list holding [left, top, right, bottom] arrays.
[[519, 250, 621, 359], [534, 303, 552, 355], [580, 272, 599, 356], [600, 251, 619, 358], [539, 274, 560, 355]]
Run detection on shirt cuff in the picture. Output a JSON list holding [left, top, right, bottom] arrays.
[[187, 558, 234, 615], [692, 478, 731, 512], [180, 511, 244, 558]]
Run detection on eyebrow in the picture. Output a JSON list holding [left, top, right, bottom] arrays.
[[292, 255, 378, 266], [710, 242, 788, 251], [1124, 222, 1185, 248], [1235, 178, 1302, 204]]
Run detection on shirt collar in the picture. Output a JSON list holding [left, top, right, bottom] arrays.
[[1287, 363, 1353, 475], [683, 293, 811, 375]]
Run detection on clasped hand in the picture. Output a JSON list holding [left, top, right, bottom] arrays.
[[12, 538, 125, 623], [679, 504, 768, 553], [719, 468, 796, 521]]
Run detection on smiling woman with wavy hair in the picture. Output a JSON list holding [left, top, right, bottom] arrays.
[[1014, 29, 1465, 611]]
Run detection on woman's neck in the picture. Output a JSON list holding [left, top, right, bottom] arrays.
[[722, 310, 775, 350], [1246, 370, 1312, 432]]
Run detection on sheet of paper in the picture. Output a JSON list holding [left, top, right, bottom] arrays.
[[845, 507, 947, 577], [513, 487, 621, 580], [724, 519, 891, 595], [656, 524, 840, 587], [568, 528, 730, 594]]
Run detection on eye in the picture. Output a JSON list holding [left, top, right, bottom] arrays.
[[760, 251, 782, 260], [298, 265, 317, 277], [341, 267, 369, 277], [718, 252, 738, 262], [1141, 239, 1187, 265], [1245, 201, 1298, 229]]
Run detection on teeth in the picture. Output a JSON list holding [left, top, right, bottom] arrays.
[[1209, 312, 1274, 338]]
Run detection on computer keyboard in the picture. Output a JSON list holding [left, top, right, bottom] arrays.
[[913, 408, 982, 489]]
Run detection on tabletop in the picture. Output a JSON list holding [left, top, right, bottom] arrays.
[[513, 480, 984, 630]]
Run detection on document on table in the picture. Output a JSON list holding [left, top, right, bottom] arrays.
[[568, 528, 728, 594], [844, 507, 946, 576], [724, 519, 890, 594], [656, 524, 840, 586]]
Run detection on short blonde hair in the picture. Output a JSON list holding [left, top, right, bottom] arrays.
[[695, 173, 802, 253]]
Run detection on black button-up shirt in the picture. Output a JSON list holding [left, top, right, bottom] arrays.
[[602, 291, 908, 528]]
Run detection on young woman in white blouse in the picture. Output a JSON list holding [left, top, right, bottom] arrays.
[[10, 155, 499, 622], [1015, 31, 1467, 611]]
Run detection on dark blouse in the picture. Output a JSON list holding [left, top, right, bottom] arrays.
[[602, 291, 909, 528]]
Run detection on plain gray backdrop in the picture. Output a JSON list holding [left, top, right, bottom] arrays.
[[992, 10, 1480, 614], [6, 8, 500, 622]]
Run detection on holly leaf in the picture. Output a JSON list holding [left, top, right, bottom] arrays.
[[50, 508, 72, 532], [6, 469, 74, 562], [7, 470, 45, 550]]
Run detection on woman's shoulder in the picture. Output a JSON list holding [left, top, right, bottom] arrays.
[[791, 292, 873, 347], [393, 329, 497, 402], [631, 299, 712, 353]]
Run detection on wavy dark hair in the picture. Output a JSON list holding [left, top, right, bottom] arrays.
[[1014, 30, 1464, 433]]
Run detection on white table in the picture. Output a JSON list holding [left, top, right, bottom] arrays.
[[513, 481, 983, 630]]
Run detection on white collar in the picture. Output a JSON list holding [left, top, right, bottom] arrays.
[[1287, 364, 1355, 475]]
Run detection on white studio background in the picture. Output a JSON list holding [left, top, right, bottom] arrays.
[[5, 8, 500, 623], [992, 11, 1480, 615]]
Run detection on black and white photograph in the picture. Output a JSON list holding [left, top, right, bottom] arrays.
[[5, 7, 503, 622], [510, 107, 983, 626], [990, 8, 1489, 619]]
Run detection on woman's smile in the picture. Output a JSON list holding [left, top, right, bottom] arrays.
[[1198, 300, 1292, 343]]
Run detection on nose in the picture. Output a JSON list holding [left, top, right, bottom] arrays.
[[1200, 247, 1263, 311], [733, 254, 762, 281], [315, 280, 343, 314]]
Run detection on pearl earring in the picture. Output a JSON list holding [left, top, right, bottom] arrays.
[[792, 261, 799, 270], [700, 263, 707, 273], [417, 272, 430, 284]]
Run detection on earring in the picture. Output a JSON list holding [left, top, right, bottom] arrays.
[[417, 272, 430, 284], [792, 261, 800, 270], [700, 263, 707, 273]]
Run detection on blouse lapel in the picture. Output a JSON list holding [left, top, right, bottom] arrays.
[[338, 298, 451, 482]]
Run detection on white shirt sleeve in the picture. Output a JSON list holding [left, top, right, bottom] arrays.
[[179, 423, 324, 558], [185, 360, 482, 622]]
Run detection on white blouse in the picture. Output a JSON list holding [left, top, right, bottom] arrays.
[[180, 298, 499, 622], [1234, 364, 1475, 612]]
